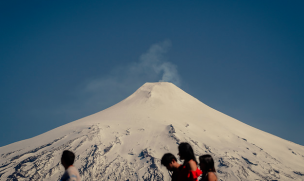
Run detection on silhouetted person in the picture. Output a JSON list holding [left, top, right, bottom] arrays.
[[60, 150, 81, 181], [177, 142, 202, 181], [199, 154, 217, 181], [161, 153, 181, 181]]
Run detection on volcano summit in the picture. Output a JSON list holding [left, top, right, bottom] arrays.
[[0, 82, 303, 180]]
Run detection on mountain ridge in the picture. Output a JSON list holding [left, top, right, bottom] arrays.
[[0, 82, 303, 180]]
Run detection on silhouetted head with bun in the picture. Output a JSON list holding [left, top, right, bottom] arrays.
[[178, 142, 197, 163]]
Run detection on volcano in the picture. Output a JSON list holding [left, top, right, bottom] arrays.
[[0, 82, 303, 180]]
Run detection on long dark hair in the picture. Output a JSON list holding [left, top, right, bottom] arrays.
[[199, 154, 215, 173], [178, 142, 197, 163]]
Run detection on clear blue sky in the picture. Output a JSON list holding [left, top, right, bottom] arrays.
[[1, 0, 303, 147]]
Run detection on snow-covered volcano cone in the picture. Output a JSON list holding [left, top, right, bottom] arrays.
[[0, 82, 303, 180]]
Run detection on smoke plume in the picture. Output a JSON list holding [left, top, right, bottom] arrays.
[[53, 40, 181, 119]]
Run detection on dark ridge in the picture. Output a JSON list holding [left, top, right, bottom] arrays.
[[242, 157, 258, 166], [1, 150, 20, 159], [218, 158, 229, 168], [0, 162, 11, 169], [294, 171, 304, 176], [29, 171, 41, 180], [15, 156, 38, 170], [168, 125, 180, 144], [168, 124, 175, 133], [203, 144, 212, 153], [10, 137, 64, 161], [104, 145, 113, 153], [139, 149, 152, 159], [79, 144, 100, 175]]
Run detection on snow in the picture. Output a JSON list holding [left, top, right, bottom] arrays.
[[0, 82, 303, 180]]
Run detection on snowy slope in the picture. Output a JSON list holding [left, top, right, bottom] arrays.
[[0, 82, 303, 180]]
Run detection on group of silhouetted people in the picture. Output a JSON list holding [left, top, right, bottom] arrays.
[[60, 142, 216, 181], [161, 142, 217, 181]]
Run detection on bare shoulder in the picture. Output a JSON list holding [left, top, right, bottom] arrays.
[[187, 159, 197, 171], [207, 172, 217, 181]]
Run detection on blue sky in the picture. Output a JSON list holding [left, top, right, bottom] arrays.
[[1, 0, 303, 147]]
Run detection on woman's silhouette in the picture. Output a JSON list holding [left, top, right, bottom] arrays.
[[177, 142, 202, 181], [199, 154, 217, 181]]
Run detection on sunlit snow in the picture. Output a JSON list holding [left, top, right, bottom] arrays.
[[0, 82, 303, 180]]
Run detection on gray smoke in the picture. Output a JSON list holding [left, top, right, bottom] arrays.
[[49, 40, 181, 119], [138, 40, 181, 86]]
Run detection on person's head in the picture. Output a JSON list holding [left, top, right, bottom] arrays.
[[178, 142, 197, 163], [61, 150, 75, 169], [161, 153, 180, 171], [199, 154, 215, 172]]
